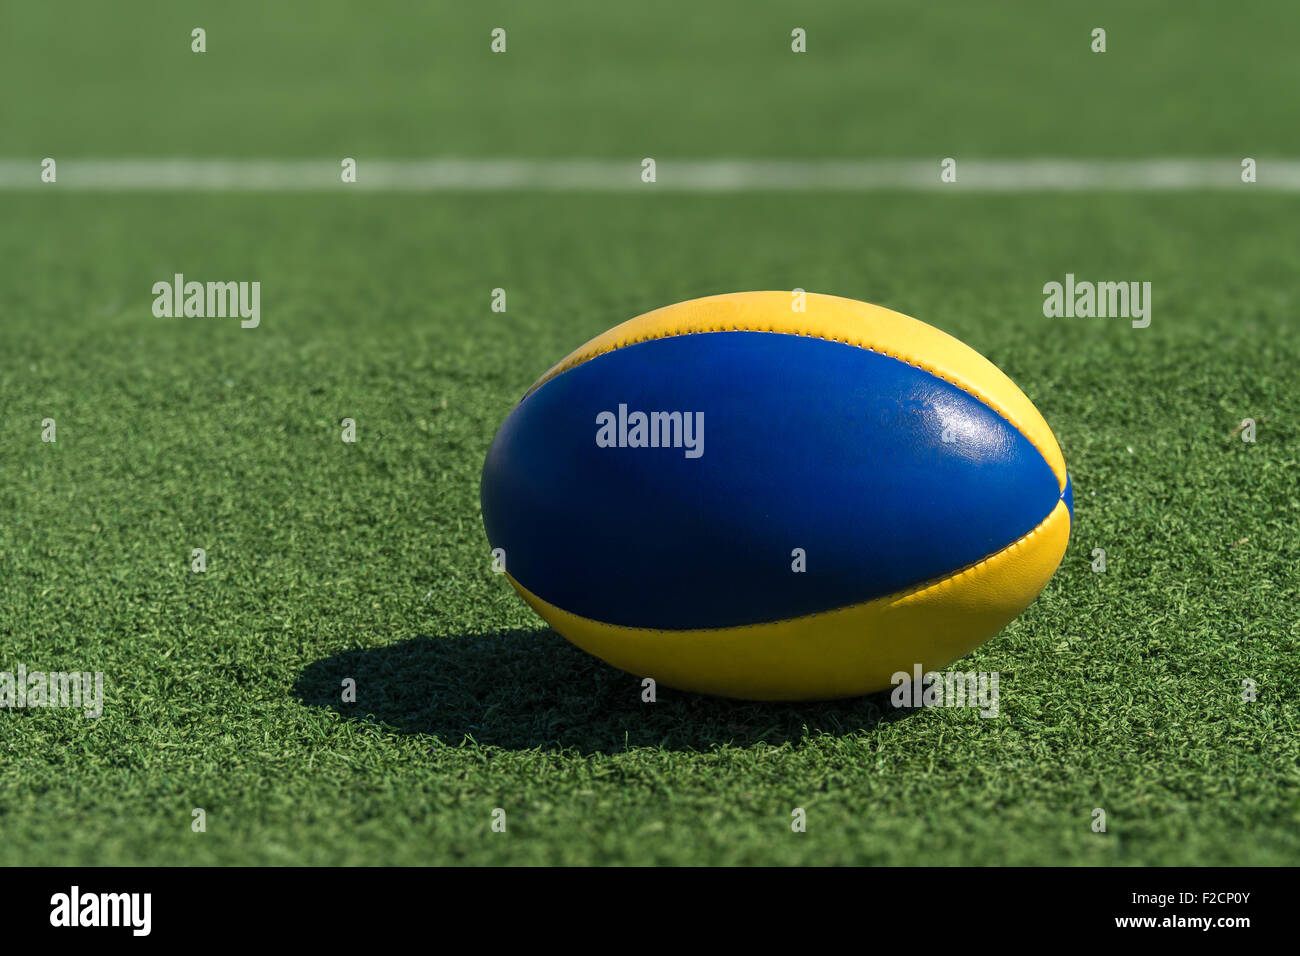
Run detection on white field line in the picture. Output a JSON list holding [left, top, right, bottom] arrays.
[[0, 158, 1296, 191]]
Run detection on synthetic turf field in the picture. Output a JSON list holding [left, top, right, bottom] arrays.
[[1, 2, 1297, 865]]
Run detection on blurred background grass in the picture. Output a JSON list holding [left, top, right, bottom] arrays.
[[5, 0, 1300, 158]]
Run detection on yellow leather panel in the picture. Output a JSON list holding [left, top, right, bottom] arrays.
[[507, 500, 1072, 701]]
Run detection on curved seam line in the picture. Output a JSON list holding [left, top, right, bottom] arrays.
[[524, 325, 1064, 492], [512, 500, 1068, 636]]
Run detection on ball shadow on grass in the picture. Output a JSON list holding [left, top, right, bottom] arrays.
[[294, 630, 915, 755]]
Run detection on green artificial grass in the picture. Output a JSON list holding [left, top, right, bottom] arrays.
[[0, 190, 1296, 864]]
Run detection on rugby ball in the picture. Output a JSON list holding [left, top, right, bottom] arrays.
[[480, 292, 1071, 700]]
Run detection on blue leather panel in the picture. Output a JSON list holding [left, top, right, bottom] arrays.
[[481, 331, 1061, 629]]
